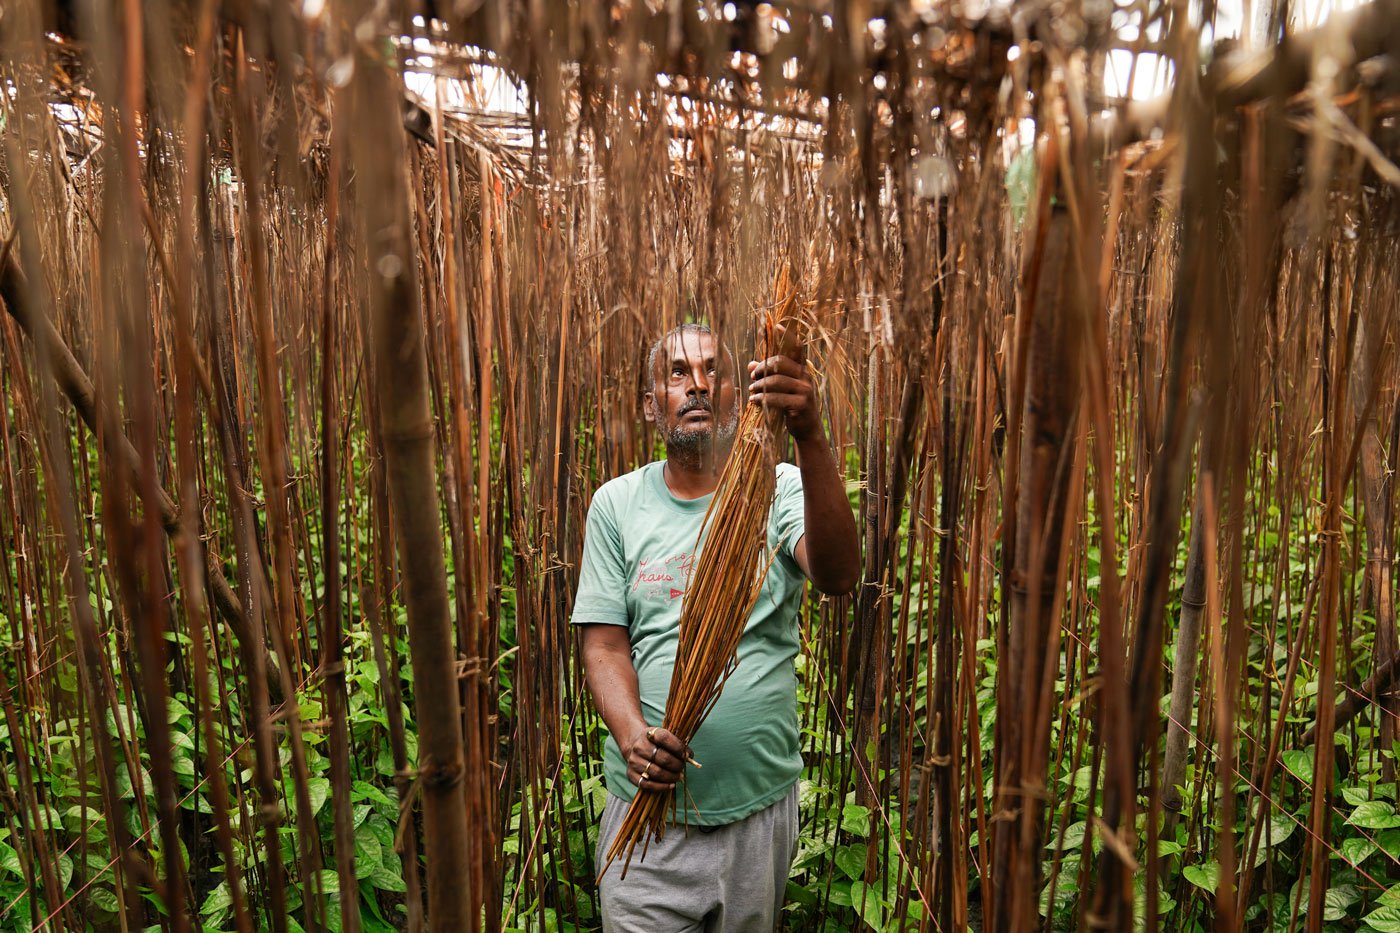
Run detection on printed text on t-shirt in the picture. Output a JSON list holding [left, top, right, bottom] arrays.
[[632, 552, 696, 601]]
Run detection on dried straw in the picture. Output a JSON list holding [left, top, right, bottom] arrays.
[[600, 265, 807, 880]]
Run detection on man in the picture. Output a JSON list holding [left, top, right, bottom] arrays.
[[571, 322, 860, 930]]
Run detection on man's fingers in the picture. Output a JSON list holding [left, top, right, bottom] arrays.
[[631, 756, 682, 786], [650, 727, 687, 756], [649, 747, 684, 773], [748, 374, 810, 396], [749, 392, 809, 411], [630, 744, 682, 771], [631, 750, 680, 773], [635, 760, 680, 781], [748, 355, 805, 379], [635, 766, 677, 790], [629, 727, 688, 788]]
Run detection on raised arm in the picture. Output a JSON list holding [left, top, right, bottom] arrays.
[[747, 353, 861, 595]]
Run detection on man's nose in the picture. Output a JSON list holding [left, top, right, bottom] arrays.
[[687, 368, 711, 395]]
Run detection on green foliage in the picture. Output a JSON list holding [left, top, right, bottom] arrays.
[[0, 621, 413, 931]]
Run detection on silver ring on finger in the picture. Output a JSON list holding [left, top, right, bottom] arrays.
[[649, 746, 659, 764]]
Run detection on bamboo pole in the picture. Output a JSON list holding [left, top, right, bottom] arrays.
[[344, 1, 475, 924], [1161, 498, 1208, 829], [991, 172, 1084, 931]]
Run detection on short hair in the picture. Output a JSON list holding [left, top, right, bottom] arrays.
[[646, 323, 715, 388]]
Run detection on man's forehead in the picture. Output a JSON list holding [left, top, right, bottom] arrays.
[[663, 331, 718, 360]]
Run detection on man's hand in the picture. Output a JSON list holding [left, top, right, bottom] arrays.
[[581, 626, 694, 793], [623, 726, 690, 793], [746, 342, 861, 596], [747, 353, 820, 442]]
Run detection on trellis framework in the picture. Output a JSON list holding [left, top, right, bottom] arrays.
[[1, 0, 1400, 931]]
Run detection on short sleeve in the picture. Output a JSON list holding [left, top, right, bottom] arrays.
[[570, 489, 630, 627], [770, 463, 807, 565]]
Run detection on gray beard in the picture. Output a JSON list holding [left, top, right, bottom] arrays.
[[663, 402, 739, 460]]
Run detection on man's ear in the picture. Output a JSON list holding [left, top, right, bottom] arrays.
[[643, 392, 659, 425]]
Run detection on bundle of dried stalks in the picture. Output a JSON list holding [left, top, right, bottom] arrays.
[[601, 266, 808, 879]]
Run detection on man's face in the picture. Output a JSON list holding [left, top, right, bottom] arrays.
[[644, 331, 739, 454]]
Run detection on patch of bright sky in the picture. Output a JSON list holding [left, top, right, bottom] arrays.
[[401, 15, 528, 117], [402, 52, 526, 116], [1104, 50, 1177, 100], [1104, 0, 1366, 99]]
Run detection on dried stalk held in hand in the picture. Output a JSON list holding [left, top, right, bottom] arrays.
[[600, 266, 808, 880]]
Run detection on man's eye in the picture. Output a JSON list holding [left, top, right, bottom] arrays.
[[671, 367, 686, 377]]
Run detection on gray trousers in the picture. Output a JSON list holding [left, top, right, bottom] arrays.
[[595, 785, 799, 932]]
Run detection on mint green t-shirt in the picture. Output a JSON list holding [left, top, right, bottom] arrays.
[[570, 460, 807, 825]]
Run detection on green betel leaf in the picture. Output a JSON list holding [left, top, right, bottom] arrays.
[[1364, 903, 1400, 933], [784, 881, 817, 907], [1183, 861, 1220, 892], [0, 843, 22, 878], [369, 866, 406, 893], [200, 881, 232, 918], [355, 823, 382, 879], [1336, 835, 1378, 867], [1349, 801, 1400, 829], [1322, 884, 1360, 921], [315, 868, 340, 895], [1040, 876, 1076, 918], [307, 778, 332, 818], [1281, 749, 1315, 785], [827, 879, 854, 907], [1264, 813, 1297, 846], [87, 885, 120, 915], [1344, 785, 1375, 806], [841, 804, 871, 837], [352, 780, 395, 810], [1048, 821, 1087, 851], [848, 880, 885, 932], [835, 844, 867, 881], [1250, 813, 1301, 867]]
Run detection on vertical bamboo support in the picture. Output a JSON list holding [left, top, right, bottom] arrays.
[[1305, 248, 1353, 933], [1162, 497, 1208, 829], [991, 190, 1082, 932], [345, 6, 474, 926], [932, 379, 967, 931], [318, 143, 361, 933]]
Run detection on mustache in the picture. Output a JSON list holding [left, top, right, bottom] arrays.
[[677, 398, 712, 416]]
